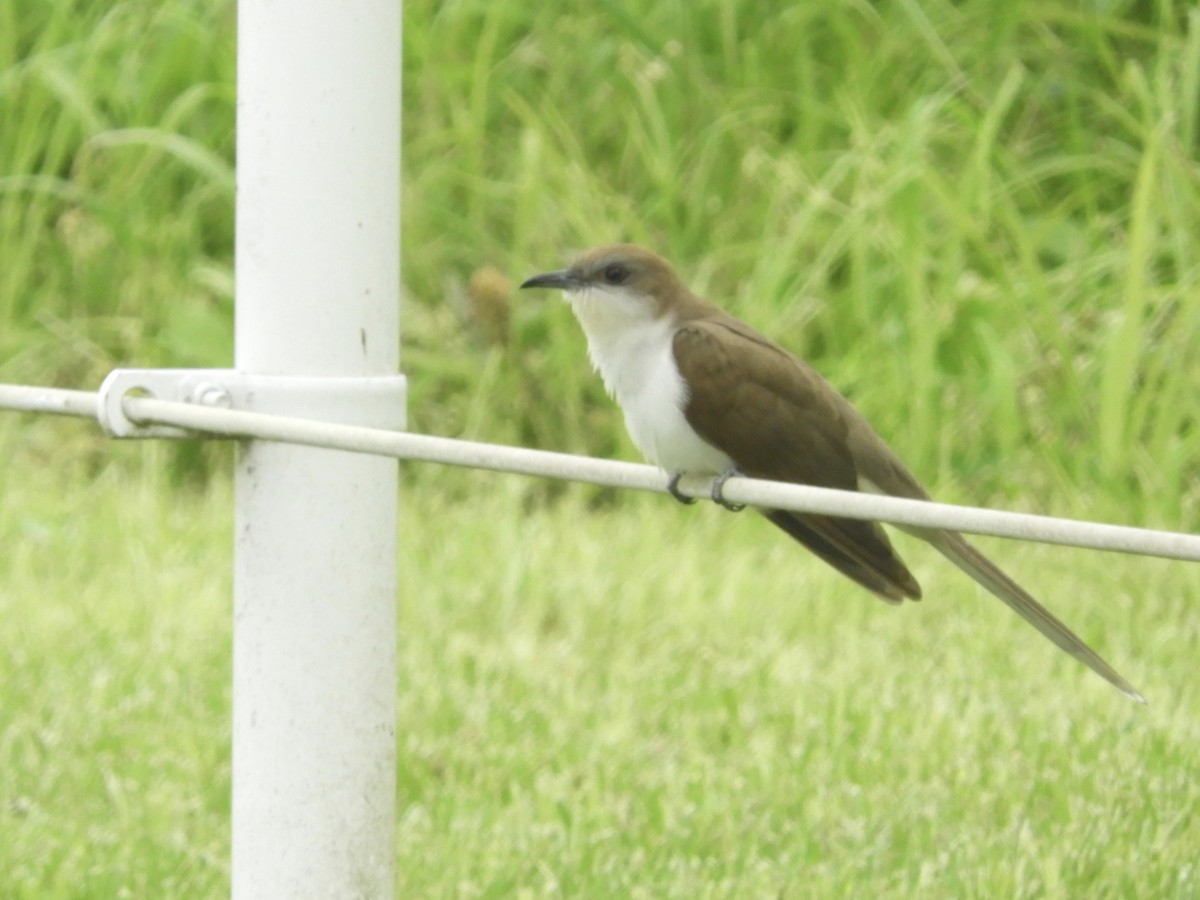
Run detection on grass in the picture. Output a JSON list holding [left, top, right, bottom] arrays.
[[2, 438, 1198, 897], [392, 475, 1197, 898], [3, 0, 1200, 895], [0, 435, 231, 897]]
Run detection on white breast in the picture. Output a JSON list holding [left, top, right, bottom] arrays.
[[568, 290, 733, 475]]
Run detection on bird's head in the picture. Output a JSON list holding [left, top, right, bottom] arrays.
[[520, 244, 689, 327]]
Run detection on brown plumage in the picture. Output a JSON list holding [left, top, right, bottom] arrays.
[[521, 244, 1144, 702], [674, 316, 924, 603]]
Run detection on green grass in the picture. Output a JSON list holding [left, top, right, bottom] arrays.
[[3, 0, 1200, 895], [0, 434, 231, 897], [2, 439, 1198, 897]]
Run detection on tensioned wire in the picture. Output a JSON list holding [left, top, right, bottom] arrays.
[[1, 381, 1198, 563]]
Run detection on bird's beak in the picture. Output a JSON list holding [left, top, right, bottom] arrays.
[[519, 269, 579, 291]]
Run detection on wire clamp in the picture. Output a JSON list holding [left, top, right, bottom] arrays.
[[97, 368, 407, 439]]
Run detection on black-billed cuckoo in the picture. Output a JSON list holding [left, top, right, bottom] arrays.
[[520, 244, 1143, 702]]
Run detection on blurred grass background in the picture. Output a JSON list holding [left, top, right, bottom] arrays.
[[2, 0, 1198, 523], [2, 0, 1199, 896]]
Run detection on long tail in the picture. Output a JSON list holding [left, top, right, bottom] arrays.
[[926, 530, 1145, 703]]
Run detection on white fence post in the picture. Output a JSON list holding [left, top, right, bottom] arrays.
[[231, 0, 401, 897]]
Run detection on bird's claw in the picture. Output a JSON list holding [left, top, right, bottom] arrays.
[[666, 472, 697, 505], [711, 468, 745, 512]]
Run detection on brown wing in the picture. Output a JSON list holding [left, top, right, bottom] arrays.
[[672, 315, 1142, 698], [673, 316, 922, 602]]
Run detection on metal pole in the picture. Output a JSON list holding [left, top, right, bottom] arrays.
[[232, 0, 400, 896]]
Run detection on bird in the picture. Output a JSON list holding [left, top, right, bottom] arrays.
[[520, 243, 1144, 702]]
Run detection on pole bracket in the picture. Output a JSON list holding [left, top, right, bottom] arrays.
[[97, 368, 407, 439]]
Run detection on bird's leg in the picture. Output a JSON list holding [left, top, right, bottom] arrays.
[[710, 467, 746, 512], [666, 471, 697, 505]]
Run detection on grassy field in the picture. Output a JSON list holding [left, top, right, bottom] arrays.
[[3, 0, 1200, 896], [2, 444, 1198, 897]]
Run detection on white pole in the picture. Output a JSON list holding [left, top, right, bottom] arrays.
[[232, 0, 400, 896]]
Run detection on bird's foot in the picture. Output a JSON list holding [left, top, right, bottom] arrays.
[[666, 472, 697, 505], [711, 467, 746, 512]]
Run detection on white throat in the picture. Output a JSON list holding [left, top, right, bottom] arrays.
[[566, 287, 732, 475]]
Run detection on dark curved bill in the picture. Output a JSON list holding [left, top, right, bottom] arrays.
[[519, 270, 579, 291]]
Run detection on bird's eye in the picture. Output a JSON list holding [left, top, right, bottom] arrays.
[[602, 263, 629, 285]]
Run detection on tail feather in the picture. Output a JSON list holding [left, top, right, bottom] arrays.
[[762, 508, 921, 603], [927, 530, 1145, 703]]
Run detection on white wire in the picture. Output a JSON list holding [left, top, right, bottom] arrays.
[[0, 384, 97, 418], [2, 381, 1199, 562]]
